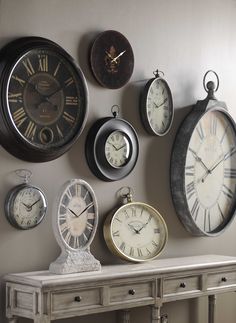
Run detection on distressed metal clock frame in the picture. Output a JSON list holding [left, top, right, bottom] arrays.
[[170, 89, 236, 236], [86, 116, 139, 181], [0, 36, 88, 162]]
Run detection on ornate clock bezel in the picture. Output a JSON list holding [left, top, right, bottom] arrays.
[[170, 92, 236, 237], [0, 36, 88, 162], [90, 30, 134, 89], [140, 71, 174, 136], [85, 113, 139, 182]]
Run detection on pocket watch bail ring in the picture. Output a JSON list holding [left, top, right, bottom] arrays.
[[15, 169, 32, 184], [118, 186, 134, 203], [111, 104, 120, 118], [153, 69, 164, 78], [203, 70, 219, 94]]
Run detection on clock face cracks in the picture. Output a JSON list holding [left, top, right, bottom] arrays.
[[185, 110, 236, 234]]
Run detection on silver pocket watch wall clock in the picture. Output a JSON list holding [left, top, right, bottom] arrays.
[[5, 169, 47, 230]]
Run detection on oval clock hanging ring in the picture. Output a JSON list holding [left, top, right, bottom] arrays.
[[0, 37, 88, 162]]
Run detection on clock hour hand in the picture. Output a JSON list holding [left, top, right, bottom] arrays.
[[189, 148, 210, 173], [105, 51, 113, 60], [111, 50, 126, 63], [107, 141, 118, 151], [154, 98, 167, 109], [128, 223, 140, 234], [68, 208, 78, 217]]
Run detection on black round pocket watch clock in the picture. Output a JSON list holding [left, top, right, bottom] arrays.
[[171, 70, 236, 236], [5, 169, 47, 230], [103, 187, 168, 262], [90, 30, 134, 89], [49, 178, 101, 274], [85, 105, 139, 181], [0, 36, 88, 162], [140, 69, 174, 136]]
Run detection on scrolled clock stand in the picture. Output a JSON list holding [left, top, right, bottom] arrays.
[[5, 255, 236, 323]]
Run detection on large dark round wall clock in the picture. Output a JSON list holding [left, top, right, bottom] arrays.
[[171, 71, 236, 236], [90, 30, 134, 89], [0, 37, 88, 162]]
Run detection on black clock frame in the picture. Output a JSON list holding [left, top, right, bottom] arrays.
[[0, 36, 88, 162], [85, 117, 139, 181], [90, 30, 134, 89]]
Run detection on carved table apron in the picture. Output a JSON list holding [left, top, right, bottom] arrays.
[[5, 255, 236, 323]]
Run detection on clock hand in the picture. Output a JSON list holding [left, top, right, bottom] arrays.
[[154, 98, 168, 109], [111, 50, 126, 63], [128, 223, 140, 234], [68, 208, 79, 217], [196, 154, 225, 184], [77, 202, 94, 217], [29, 199, 41, 208], [116, 144, 126, 151], [22, 202, 31, 210], [107, 141, 119, 151], [105, 51, 114, 60], [189, 148, 210, 173]]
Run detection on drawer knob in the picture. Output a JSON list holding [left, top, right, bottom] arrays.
[[74, 296, 82, 302], [179, 282, 186, 288], [128, 289, 136, 295], [221, 277, 227, 282]]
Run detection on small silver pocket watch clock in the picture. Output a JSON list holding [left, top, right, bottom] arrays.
[[49, 178, 101, 274], [5, 169, 47, 230]]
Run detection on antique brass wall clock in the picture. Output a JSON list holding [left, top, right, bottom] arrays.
[[103, 187, 168, 262], [90, 30, 134, 89], [49, 179, 101, 274], [0, 36, 88, 162], [85, 105, 139, 181], [140, 69, 174, 136], [171, 71, 236, 236], [5, 169, 47, 230]]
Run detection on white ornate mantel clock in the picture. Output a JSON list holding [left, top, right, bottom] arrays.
[[49, 179, 101, 274]]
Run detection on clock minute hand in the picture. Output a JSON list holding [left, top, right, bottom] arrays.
[[111, 50, 126, 63], [68, 208, 79, 217], [29, 199, 41, 208], [189, 148, 210, 172], [154, 98, 168, 109], [77, 202, 94, 217]]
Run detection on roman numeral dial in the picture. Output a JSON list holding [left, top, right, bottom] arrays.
[[183, 110, 236, 235], [2, 37, 88, 162], [57, 180, 98, 251], [105, 202, 167, 262]]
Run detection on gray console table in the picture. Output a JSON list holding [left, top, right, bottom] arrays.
[[5, 255, 236, 323]]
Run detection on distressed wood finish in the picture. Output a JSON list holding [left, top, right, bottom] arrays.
[[5, 255, 236, 323]]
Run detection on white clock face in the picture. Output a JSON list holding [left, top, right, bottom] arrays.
[[110, 203, 167, 262], [146, 78, 173, 135], [58, 180, 97, 250], [105, 130, 131, 167], [185, 110, 236, 234], [11, 186, 47, 229]]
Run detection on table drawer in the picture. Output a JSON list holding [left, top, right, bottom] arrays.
[[110, 281, 154, 304], [51, 287, 102, 313], [207, 271, 236, 290], [163, 275, 200, 297]]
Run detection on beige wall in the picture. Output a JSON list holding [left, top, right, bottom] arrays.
[[0, 0, 236, 322]]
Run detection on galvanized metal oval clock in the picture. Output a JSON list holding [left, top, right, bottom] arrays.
[[171, 71, 236, 236], [0, 36, 88, 162], [90, 30, 134, 89], [140, 69, 174, 136], [85, 105, 139, 181]]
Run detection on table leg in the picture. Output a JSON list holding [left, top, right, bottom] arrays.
[[117, 309, 131, 323], [208, 294, 216, 323], [151, 304, 161, 323]]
